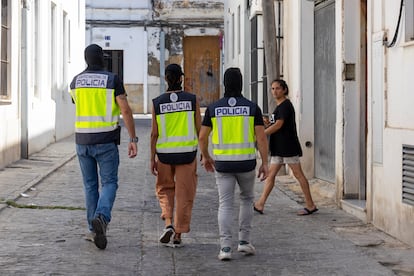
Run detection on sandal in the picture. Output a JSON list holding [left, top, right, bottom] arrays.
[[297, 207, 319, 216]]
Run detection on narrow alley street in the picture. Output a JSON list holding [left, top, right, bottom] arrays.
[[0, 118, 413, 275]]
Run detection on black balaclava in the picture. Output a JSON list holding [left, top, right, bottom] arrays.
[[165, 63, 184, 91], [84, 44, 104, 70], [224, 67, 243, 97]]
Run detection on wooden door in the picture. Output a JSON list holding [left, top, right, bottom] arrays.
[[183, 36, 221, 107]]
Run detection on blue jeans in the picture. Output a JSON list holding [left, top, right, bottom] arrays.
[[76, 143, 119, 231], [215, 170, 255, 248]]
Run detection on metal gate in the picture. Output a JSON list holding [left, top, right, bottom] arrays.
[[314, 0, 336, 182], [183, 36, 221, 107]]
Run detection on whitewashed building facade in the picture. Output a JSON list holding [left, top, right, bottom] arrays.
[[225, 0, 414, 247], [0, 0, 85, 169], [85, 0, 224, 114]]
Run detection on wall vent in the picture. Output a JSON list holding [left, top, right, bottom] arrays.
[[402, 145, 414, 206]]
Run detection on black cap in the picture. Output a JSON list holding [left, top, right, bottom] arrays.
[[165, 63, 184, 77]]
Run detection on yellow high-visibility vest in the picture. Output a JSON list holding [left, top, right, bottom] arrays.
[[211, 104, 256, 161], [156, 110, 198, 154], [154, 92, 198, 154], [70, 73, 120, 133]]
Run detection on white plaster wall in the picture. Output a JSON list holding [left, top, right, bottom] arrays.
[[86, 0, 151, 21], [87, 0, 150, 8], [343, 0, 363, 195], [368, 0, 414, 246], [387, 45, 414, 129], [334, 0, 345, 192], [147, 27, 163, 110], [0, 0, 85, 168], [28, 0, 85, 153], [158, 0, 223, 21], [28, 0, 56, 152], [373, 129, 414, 246], [284, 0, 302, 136], [0, 0, 21, 168], [146, 27, 163, 87], [55, 1, 85, 141], [86, 10, 150, 22], [223, 1, 247, 70], [88, 27, 146, 84], [297, 0, 315, 178]]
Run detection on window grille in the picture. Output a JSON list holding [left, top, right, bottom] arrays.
[[402, 145, 414, 206]]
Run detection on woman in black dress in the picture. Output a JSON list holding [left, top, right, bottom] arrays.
[[254, 79, 318, 215]]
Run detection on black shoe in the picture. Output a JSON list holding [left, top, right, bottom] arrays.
[[92, 215, 107, 250], [172, 236, 183, 248], [159, 225, 175, 244]]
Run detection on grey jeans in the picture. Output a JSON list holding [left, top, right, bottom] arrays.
[[215, 170, 255, 249]]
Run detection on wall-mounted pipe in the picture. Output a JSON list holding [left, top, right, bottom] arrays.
[[20, 0, 29, 159], [143, 27, 148, 113], [159, 30, 165, 94]]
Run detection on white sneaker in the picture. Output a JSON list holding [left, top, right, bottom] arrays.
[[218, 247, 232, 261], [237, 241, 256, 255], [84, 231, 95, 242]]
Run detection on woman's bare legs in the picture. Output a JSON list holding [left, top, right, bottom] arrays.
[[288, 163, 317, 212], [254, 163, 284, 212]]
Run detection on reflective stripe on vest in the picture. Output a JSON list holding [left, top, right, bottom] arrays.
[[156, 111, 198, 153], [212, 115, 256, 161], [70, 81, 120, 133]]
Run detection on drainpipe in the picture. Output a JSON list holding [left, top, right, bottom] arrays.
[[20, 0, 29, 159], [143, 26, 148, 113], [159, 29, 165, 94]]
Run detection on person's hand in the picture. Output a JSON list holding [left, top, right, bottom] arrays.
[[263, 115, 270, 128], [201, 154, 215, 172], [128, 142, 138, 158], [150, 159, 158, 176], [257, 163, 269, 181]]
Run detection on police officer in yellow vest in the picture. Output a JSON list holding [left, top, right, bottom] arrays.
[[70, 44, 138, 250], [199, 67, 269, 260], [150, 63, 201, 247]]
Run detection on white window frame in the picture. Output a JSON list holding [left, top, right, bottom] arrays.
[[231, 12, 235, 60], [237, 5, 240, 55], [34, 0, 41, 99], [0, 0, 10, 102], [50, 2, 57, 98]]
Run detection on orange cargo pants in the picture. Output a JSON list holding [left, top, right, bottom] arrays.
[[155, 158, 197, 233]]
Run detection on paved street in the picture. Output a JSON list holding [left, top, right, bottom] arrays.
[[0, 118, 414, 275]]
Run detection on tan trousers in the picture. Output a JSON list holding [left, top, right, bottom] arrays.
[[155, 158, 197, 233]]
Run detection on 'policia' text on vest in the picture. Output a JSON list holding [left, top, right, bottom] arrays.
[[214, 106, 250, 117], [160, 101, 193, 114], [75, 74, 108, 88]]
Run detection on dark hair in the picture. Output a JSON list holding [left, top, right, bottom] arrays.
[[272, 79, 289, 95], [165, 63, 184, 91]]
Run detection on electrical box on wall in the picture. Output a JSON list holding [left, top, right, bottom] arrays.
[[344, 63, 355, 81]]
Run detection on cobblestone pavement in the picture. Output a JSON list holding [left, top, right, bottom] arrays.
[[0, 118, 413, 275]]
